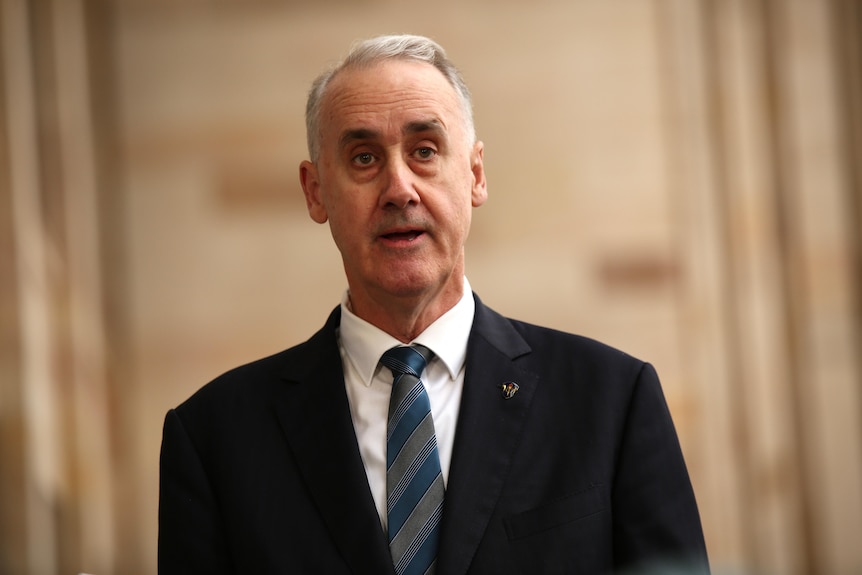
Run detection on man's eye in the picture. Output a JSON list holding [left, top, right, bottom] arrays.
[[353, 152, 375, 165], [415, 147, 436, 160]]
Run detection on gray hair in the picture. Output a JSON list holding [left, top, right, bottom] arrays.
[[305, 34, 475, 162]]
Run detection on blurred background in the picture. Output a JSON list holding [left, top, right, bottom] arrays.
[[2, 0, 861, 573]]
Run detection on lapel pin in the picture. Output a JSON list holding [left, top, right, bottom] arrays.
[[500, 381, 519, 400]]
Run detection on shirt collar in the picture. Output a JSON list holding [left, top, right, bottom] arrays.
[[339, 277, 475, 386]]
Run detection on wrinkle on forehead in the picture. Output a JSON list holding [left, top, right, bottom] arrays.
[[338, 120, 446, 150], [319, 61, 465, 150]]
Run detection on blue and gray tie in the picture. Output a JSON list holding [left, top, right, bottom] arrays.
[[381, 345, 445, 575]]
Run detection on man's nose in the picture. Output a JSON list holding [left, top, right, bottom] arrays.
[[379, 156, 420, 209]]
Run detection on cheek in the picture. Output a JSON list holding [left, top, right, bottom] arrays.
[[329, 221, 363, 264], [327, 199, 376, 255], [322, 186, 363, 226], [438, 198, 474, 245], [447, 178, 478, 225], [324, 201, 355, 240]]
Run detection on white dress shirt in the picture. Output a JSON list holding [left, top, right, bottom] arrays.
[[337, 278, 475, 529]]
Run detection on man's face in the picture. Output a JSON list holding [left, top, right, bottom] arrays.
[[300, 59, 487, 313]]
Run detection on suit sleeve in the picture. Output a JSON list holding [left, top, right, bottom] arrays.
[[158, 408, 233, 574], [611, 363, 710, 573]]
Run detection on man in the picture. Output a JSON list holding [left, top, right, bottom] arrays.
[[159, 34, 709, 574]]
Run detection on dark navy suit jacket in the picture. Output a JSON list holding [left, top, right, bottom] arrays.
[[159, 295, 709, 574]]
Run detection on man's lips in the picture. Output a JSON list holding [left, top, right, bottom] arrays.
[[379, 229, 425, 242]]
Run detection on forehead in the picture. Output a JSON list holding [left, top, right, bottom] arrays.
[[319, 59, 465, 144]]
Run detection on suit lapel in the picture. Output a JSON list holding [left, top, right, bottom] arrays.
[[437, 297, 539, 575], [274, 308, 395, 575]]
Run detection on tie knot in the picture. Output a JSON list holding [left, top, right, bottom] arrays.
[[380, 345, 432, 378]]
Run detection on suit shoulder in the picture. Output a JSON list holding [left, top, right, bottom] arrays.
[[510, 316, 643, 363], [175, 308, 341, 413], [175, 330, 330, 416], [500, 316, 653, 388], [174, 346, 289, 411], [472, 297, 649, 380]]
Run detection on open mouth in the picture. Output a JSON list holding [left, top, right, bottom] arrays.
[[381, 230, 423, 242]]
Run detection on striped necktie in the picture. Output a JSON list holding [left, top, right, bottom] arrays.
[[381, 345, 445, 575]]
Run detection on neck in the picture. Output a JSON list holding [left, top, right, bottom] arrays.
[[347, 277, 464, 343]]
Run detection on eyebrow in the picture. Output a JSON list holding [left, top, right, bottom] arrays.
[[404, 119, 445, 137], [337, 119, 447, 150], [339, 128, 378, 150]]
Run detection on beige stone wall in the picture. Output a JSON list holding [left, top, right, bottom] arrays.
[[2, 0, 861, 573]]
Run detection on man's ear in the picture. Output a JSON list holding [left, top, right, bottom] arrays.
[[470, 141, 488, 207], [299, 160, 328, 223]]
